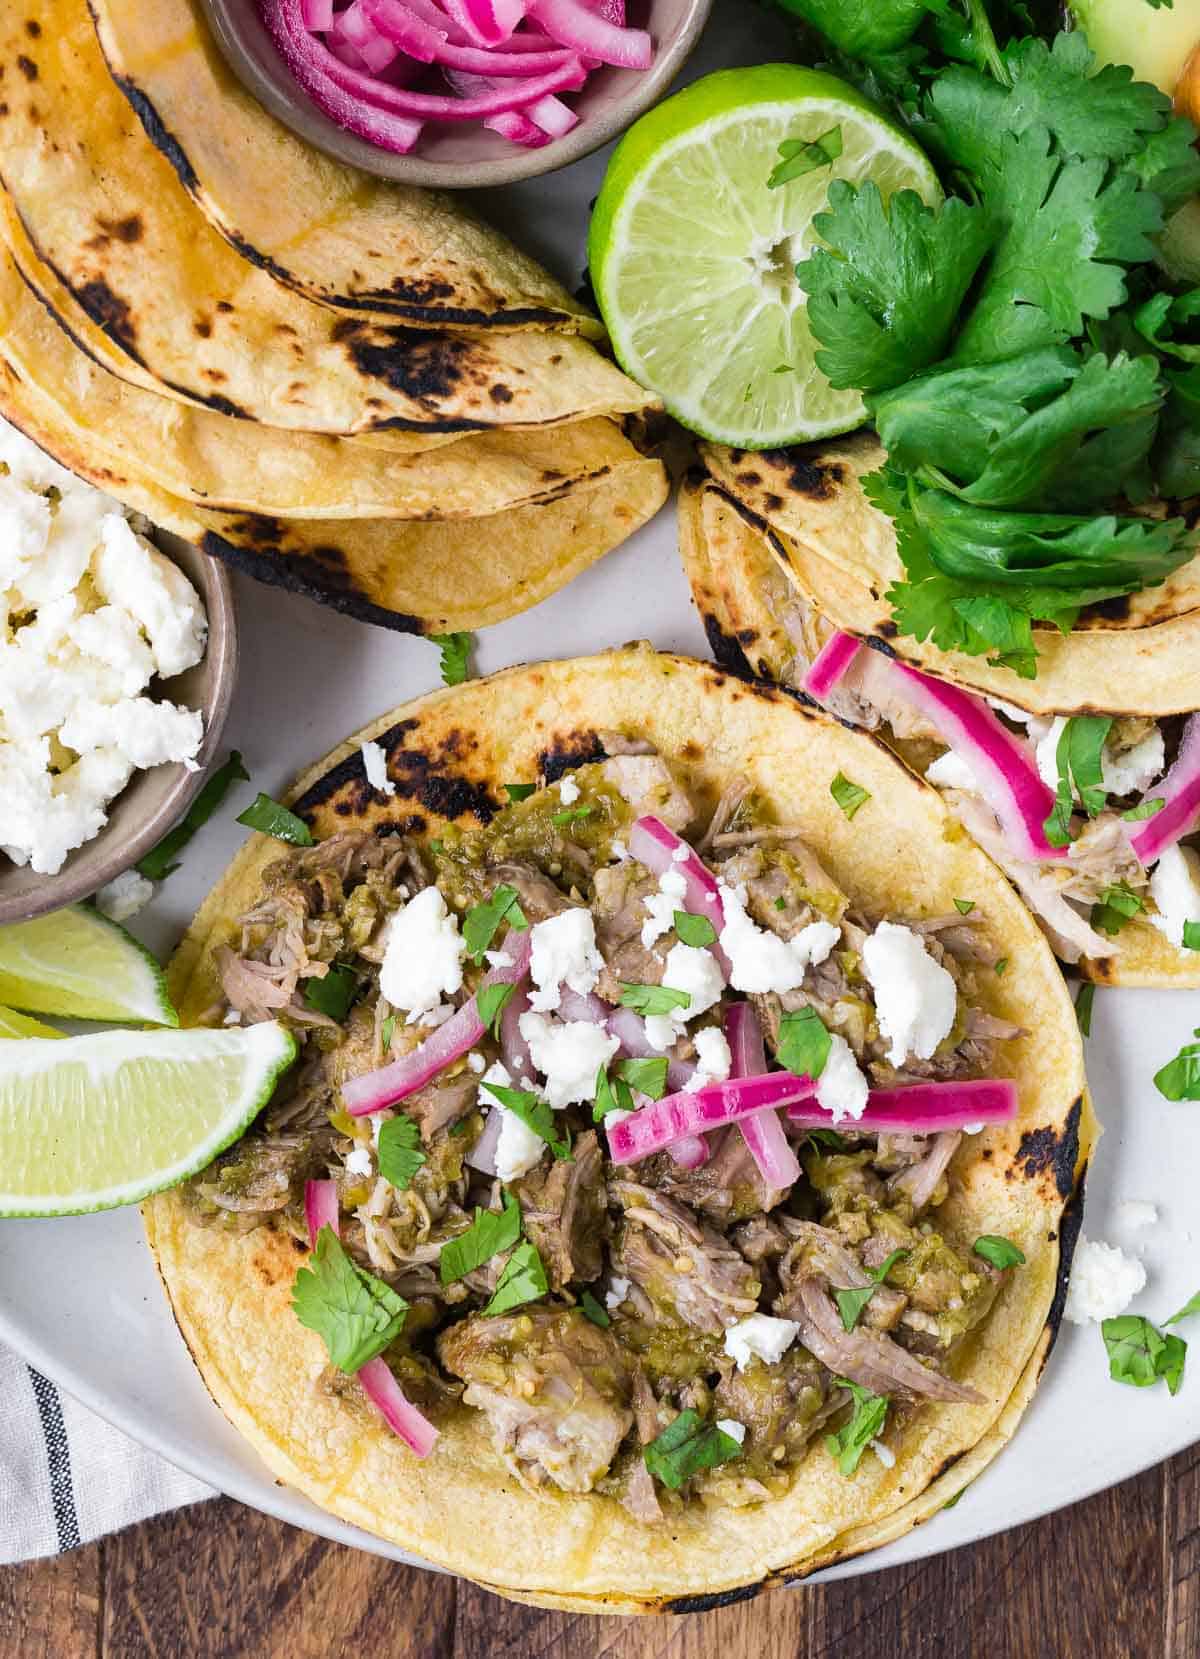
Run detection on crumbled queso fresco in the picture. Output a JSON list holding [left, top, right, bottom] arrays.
[[0, 418, 206, 875]]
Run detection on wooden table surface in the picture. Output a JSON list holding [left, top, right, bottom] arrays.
[[2, 1446, 1196, 1658]]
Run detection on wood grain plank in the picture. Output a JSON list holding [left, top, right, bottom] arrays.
[[1166, 1445, 1200, 1659], [100, 1497, 456, 1659], [0, 1541, 101, 1659]]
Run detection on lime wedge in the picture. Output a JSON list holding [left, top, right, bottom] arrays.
[[0, 1006, 64, 1039], [589, 64, 940, 449], [0, 905, 177, 1026], [0, 1022, 297, 1215]]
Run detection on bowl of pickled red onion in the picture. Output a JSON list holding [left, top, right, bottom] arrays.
[[201, 0, 713, 186]]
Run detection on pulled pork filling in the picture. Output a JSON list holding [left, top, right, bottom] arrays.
[[187, 745, 1019, 1516]]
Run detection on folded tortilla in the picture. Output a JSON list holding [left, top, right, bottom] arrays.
[[90, 0, 601, 334], [0, 2, 650, 435], [147, 646, 1092, 1611], [679, 468, 1200, 990]]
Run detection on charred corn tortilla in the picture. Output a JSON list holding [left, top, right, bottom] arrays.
[[0, 3, 649, 436], [89, 0, 601, 334], [0, 354, 667, 633], [147, 648, 1091, 1611], [679, 470, 1200, 991]]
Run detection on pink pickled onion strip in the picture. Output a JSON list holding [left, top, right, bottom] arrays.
[[466, 1100, 504, 1174], [358, 1356, 439, 1457], [555, 986, 695, 1160], [787, 1078, 1017, 1134], [527, 92, 578, 135], [304, 1179, 340, 1247], [485, 110, 550, 143], [364, 1, 575, 71], [332, 0, 401, 70], [443, 0, 527, 46], [609, 1073, 1017, 1165], [301, 0, 334, 26], [804, 630, 864, 702], [628, 816, 732, 977], [726, 1003, 800, 1190], [342, 932, 532, 1115], [668, 1135, 710, 1169], [499, 982, 535, 1083], [1130, 713, 1200, 866], [263, 0, 426, 148], [526, 0, 651, 67]]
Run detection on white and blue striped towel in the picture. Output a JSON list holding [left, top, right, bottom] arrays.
[[0, 1344, 212, 1563]]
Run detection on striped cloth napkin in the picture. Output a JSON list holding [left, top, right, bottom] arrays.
[[0, 1344, 212, 1563]]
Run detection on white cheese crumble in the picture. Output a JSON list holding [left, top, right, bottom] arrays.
[[1148, 843, 1200, 949], [0, 419, 207, 875], [871, 1439, 896, 1469], [924, 748, 978, 792], [861, 921, 957, 1065], [1035, 716, 1166, 800], [528, 908, 603, 1013], [94, 868, 154, 923], [723, 1314, 800, 1372], [345, 1145, 373, 1178], [816, 1032, 871, 1122], [683, 1026, 733, 1093], [360, 739, 395, 796], [605, 1275, 632, 1312], [1064, 1235, 1147, 1325], [640, 866, 688, 949], [643, 943, 727, 1052], [479, 1061, 545, 1183], [379, 887, 465, 1020], [1118, 1200, 1158, 1231], [518, 1010, 619, 1110], [466, 1052, 486, 1075], [718, 880, 838, 993], [716, 1419, 746, 1445], [558, 774, 581, 805]]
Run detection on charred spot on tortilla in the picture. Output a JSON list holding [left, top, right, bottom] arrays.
[[108, 72, 200, 193], [1015, 1098, 1083, 1200], [538, 731, 607, 783], [1043, 1167, 1088, 1352], [24, 19, 41, 36], [333, 321, 477, 405], [736, 471, 763, 488], [194, 317, 212, 338], [876, 620, 899, 639], [668, 1583, 763, 1615], [86, 214, 143, 249], [15, 53, 37, 80], [701, 614, 756, 682], [489, 384, 514, 405], [198, 529, 423, 635], [74, 276, 138, 351]]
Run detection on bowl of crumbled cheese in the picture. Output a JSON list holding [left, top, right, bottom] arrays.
[[0, 418, 236, 925]]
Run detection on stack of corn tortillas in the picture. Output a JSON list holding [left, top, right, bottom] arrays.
[[0, 0, 668, 634]]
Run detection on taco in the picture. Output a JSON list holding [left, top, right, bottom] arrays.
[[0, 2, 648, 436], [88, 0, 600, 334], [681, 454, 1200, 988], [0, 353, 667, 634], [147, 646, 1091, 1611]]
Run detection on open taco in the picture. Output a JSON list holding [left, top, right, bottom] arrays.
[[0, 2, 647, 436], [147, 646, 1091, 1611], [684, 449, 1200, 990]]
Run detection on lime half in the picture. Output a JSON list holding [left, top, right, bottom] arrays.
[[0, 1021, 296, 1215], [589, 64, 940, 449], [0, 1006, 64, 1039], [0, 905, 176, 1025]]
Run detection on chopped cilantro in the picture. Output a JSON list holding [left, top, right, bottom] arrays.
[[767, 124, 843, 189], [1044, 717, 1112, 846], [774, 896, 787, 911], [481, 1083, 571, 1160], [484, 1239, 549, 1316], [1184, 921, 1200, 952], [380, 1013, 397, 1053], [377, 1114, 427, 1190], [673, 911, 717, 948], [302, 964, 358, 1022], [1102, 1314, 1186, 1395], [291, 1227, 407, 1373], [995, 958, 1009, 976], [954, 898, 976, 915], [826, 1379, 889, 1476], [503, 783, 537, 802], [1123, 798, 1165, 822], [1167, 1290, 1200, 1326], [236, 793, 314, 846], [1075, 980, 1095, 1037], [463, 884, 528, 965], [579, 1289, 610, 1328], [551, 805, 594, 826], [594, 1064, 636, 1123], [644, 1409, 741, 1491], [807, 1128, 848, 1151], [430, 631, 472, 687], [440, 1194, 522, 1285], [1154, 1028, 1200, 1101], [777, 1007, 832, 1080], [476, 981, 517, 1038], [616, 1057, 669, 1100], [1090, 880, 1144, 937], [831, 772, 871, 819], [973, 1235, 1026, 1270], [834, 1250, 908, 1332], [138, 751, 249, 880], [618, 983, 692, 1017]]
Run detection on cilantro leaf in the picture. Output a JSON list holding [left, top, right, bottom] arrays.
[[1154, 1029, 1200, 1101], [1184, 921, 1200, 951], [1102, 1314, 1187, 1395], [377, 1114, 427, 1190], [615, 1057, 669, 1100], [644, 1409, 741, 1491], [430, 632, 472, 687], [954, 899, 976, 914], [1167, 1290, 1200, 1326], [618, 983, 691, 1017], [1090, 879, 1144, 937], [807, 1128, 848, 1151], [580, 1289, 610, 1327], [1075, 980, 1095, 1037], [504, 783, 536, 802], [1123, 798, 1165, 822], [1135, 288, 1200, 365], [798, 183, 994, 393], [138, 750, 249, 880], [292, 1227, 407, 1372], [594, 1064, 637, 1123], [381, 1012, 397, 1052], [973, 1234, 1026, 1270], [440, 1194, 522, 1284], [826, 1379, 890, 1476], [463, 884, 528, 965], [236, 793, 314, 846], [768, 124, 843, 189], [777, 1007, 832, 1080], [1127, 118, 1200, 218], [999, 33, 1169, 162], [673, 911, 717, 948], [830, 772, 870, 819], [481, 1082, 571, 1160], [483, 1239, 549, 1316], [303, 964, 358, 1022], [551, 805, 593, 826], [1044, 715, 1112, 847], [835, 1249, 909, 1332], [476, 981, 517, 1038]]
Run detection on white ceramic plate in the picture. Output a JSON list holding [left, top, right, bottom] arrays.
[[1, 0, 1197, 1586]]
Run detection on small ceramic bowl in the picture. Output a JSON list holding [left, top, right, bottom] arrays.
[[199, 0, 714, 187], [0, 537, 238, 926]]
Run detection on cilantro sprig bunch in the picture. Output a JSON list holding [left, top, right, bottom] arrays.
[[795, 20, 1200, 678]]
